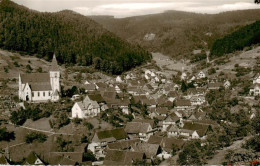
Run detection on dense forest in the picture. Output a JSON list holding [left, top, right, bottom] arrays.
[[0, 0, 151, 74], [210, 21, 260, 58]]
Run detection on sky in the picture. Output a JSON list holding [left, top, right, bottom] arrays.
[[12, 0, 260, 18]]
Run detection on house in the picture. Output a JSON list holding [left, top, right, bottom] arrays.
[[118, 99, 130, 114], [89, 128, 128, 158], [208, 82, 222, 90], [104, 150, 145, 165], [174, 99, 192, 111], [197, 71, 206, 79], [181, 72, 187, 80], [71, 95, 100, 119], [167, 91, 178, 102], [125, 119, 155, 141], [18, 54, 60, 102], [116, 76, 123, 83], [190, 96, 205, 106], [84, 83, 96, 92], [24, 152, 44, 165], [155, 107, 168, 117], [166, 125, 179, 137], [162, 112, 180, 132], [179, 129, 200, 139], [224, 80, 231, 89], [250, 84, 260, 96], [107, 139, 140, 150], [148, 136, 185, 160], [253, 73, 260, 84], [131, 142, 161, 159], [181, 121, 211, 139]]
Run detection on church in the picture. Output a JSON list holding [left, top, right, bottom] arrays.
[[18, 55, 60, 102]]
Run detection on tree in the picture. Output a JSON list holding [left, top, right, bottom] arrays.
[[25, 132, 47, 143], [83, 151, 97, 162], [181, 80, 187, 92], [0, 127, 15, 142], [255, 0, 260, 4]]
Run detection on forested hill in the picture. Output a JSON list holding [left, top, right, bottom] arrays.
[[91, 9, 260, 59], [210, 21, 260, 58], [0, 0, 151, 75]]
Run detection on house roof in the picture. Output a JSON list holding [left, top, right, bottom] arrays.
[[148, 136, 185, 152], [25, 152, 43, 165], [167, 125, 179, 132], [156, 107, 168, 114], [97, 128, 128, 141], [84, 84, 96, 90], [131, 142, 160, 159], [88, 94, 105, 103], [125, 122, 151, 134], [208, 82, 222, 88], [107, 139, 140, 150], [104, 150, 144, 165], [165, 112, 180, 122], [21, 73, 50, 83], [132, 119, 154, 127], [182, 121, 210, 137], [175, 99, 191, 107], [30, 83, 52, 91]]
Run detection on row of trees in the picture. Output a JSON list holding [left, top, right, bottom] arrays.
[[0, 0, 151, 74]]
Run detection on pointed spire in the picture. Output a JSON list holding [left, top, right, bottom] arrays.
[[50, 53, 59, 71]]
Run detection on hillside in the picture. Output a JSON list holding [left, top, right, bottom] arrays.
[[210, 21, 260, 58], [90, 10, 260, 59], [0, 0, 151, 75]]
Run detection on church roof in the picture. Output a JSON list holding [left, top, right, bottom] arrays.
[[31, 83, 52, 91], [50, 54, 59, 71], [21, 73, 50, 83]]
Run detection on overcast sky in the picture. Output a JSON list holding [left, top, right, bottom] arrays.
[[12, 0, 260, 18]]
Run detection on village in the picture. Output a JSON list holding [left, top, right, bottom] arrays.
[[0, 45, 260, 165]]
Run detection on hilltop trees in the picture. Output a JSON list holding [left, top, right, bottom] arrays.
[[0, 0, 151, 75], [210, 21, 260, 58]]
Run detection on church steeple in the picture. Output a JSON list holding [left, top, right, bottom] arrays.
[[50, 54, 59, 71]]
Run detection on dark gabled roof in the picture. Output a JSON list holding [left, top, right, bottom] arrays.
[[97, 128, 127, 140], [156, 107, 168, 114], [208, 82, 222, 88], [132, 119, 154, 127], [131, 142, 160, 159], [88, 94, 105, 103], [182, 122, 210, 137], [107, 139, 140, 150], [125, 122, 151, 134], [26, 152, 43, 165], [50, 54, 59, 71], [30, 83, 52, 91], [84, 84, 96, 90], [175, 99, 191, 107], [21, 73, 50, 83], [104, 150, 144, 165], [166, 112, 180, 122], [148, 136, 185, 152]]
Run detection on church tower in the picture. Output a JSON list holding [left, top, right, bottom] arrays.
[[50, 54, 60, 92]]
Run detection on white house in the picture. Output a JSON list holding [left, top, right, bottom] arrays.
[[197, 71, 206, 79], [18, 54, 60, 102], [116, 76, 123, 83], [250, 84, 260, 96], [190, 96, 205, 106], [253, 73, 260, 84], [72, 96, 100, 119], [224, 80, 231, 89], [181, 72, 187, 80]]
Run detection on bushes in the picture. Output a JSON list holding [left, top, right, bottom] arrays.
[[0, 127, 15, 142], [25, 132, 47, 143]]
